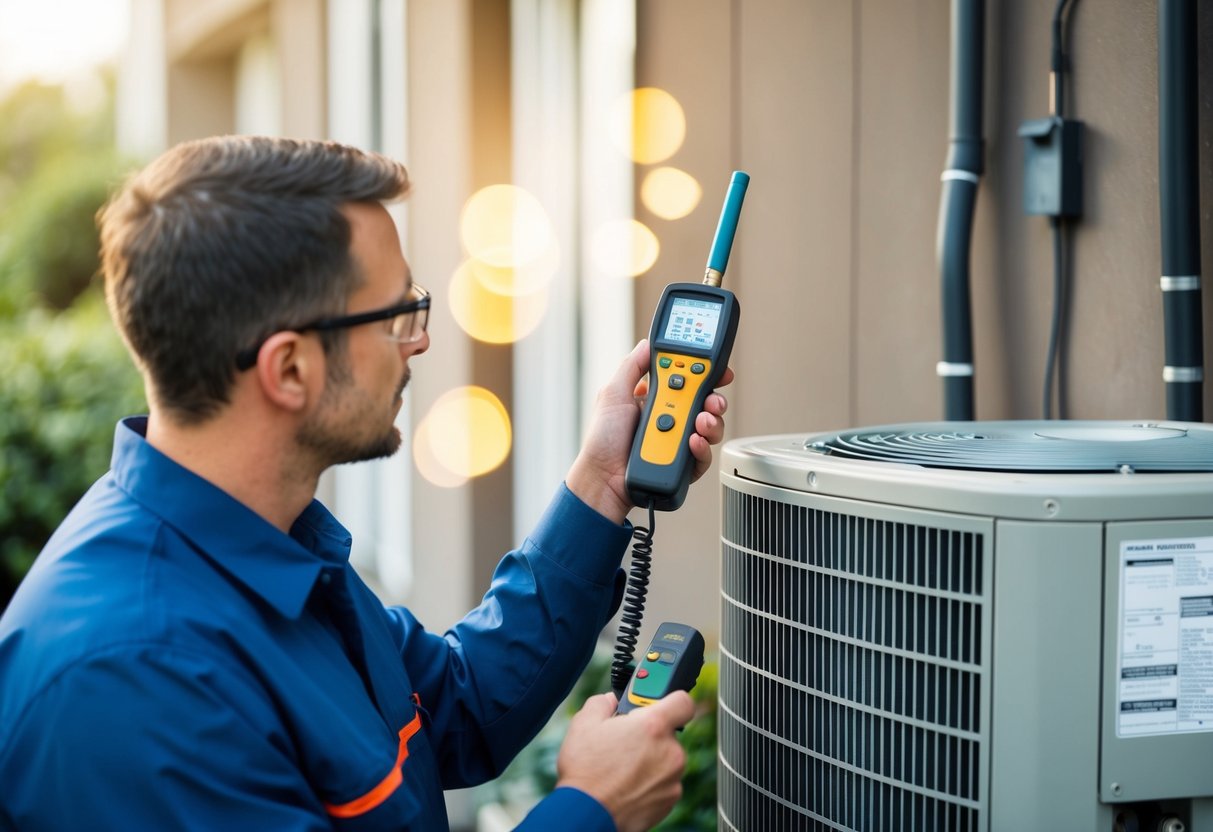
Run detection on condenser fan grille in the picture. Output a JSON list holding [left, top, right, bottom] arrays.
[[719, 487, 990, 830], [811, 421, 1213, 472]]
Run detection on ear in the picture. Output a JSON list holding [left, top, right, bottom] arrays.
[[252, 331, 324, 413]]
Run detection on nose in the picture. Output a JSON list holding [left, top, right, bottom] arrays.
[[403, 329, 430, 357]]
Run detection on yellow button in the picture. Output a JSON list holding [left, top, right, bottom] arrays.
[[646, 651, 660, 662]]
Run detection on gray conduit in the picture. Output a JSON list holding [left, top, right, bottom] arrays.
[[937, 0, 985, 421], [1159, 0, 1204, 421]]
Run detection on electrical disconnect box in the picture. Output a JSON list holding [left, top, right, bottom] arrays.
[[1019, 116, 1084, 217]]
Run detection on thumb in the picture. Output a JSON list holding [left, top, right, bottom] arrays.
[[602, 339, 650, 406], [641, 690, 695, 731]]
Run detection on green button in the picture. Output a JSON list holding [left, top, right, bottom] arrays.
[[658, 357, 673, 369]]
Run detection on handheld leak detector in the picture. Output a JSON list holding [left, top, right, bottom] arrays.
[[612, 171, 750, 713], [625, 171, 748, 512]]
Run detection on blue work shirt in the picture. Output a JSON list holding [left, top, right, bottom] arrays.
[[0, 417, 630, 831]]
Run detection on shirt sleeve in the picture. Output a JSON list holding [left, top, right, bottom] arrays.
[[0, 643, 330, 832], [514, 787, 615, 832], [376, 484, 631, 789]]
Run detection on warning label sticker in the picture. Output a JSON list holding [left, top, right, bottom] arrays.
[[1117, 537, 1213, 737]]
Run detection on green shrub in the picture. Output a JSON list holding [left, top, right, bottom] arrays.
[[0, 152, 123, 313], [0, 294, 146, 605], [0, 74, 144, 607], [657, 658, 718, 831]]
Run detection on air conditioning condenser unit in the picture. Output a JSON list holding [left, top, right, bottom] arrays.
[[718, 421, 1213, 831]]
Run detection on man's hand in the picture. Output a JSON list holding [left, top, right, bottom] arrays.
[[555, 692, 695, 832], [567, 339, 733, 524]]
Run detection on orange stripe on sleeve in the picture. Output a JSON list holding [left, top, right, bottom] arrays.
[[323, 710, 424, 819]]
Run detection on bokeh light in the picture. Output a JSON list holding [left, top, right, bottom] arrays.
[[610, 87, 686, 165], [460, 184, 556, 272], [414, 386, 512, 483], [412, 416, 470, 489], [641, 166, 702, 220], [467, 244, 560, 297], [589, 219, 660, 278], [449, 258, 550, 344]]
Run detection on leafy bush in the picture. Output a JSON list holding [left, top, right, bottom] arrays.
[[657, 658, 718, 831], [0, 294, 146, 606], [0, 77, 116, 208], [0, 73, 145, 608], [0, 152, 122, 313], [480, 646, 719, 831]]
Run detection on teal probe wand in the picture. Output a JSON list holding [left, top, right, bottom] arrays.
[[703, 170, 750, 287]]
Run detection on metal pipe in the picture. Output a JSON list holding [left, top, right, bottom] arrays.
[[1159, 0, 1204, 421], [937, 0, 985, 421]]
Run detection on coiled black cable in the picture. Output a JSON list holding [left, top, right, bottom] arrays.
[[611, 501, 655, 699]]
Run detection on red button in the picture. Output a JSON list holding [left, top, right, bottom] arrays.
[[636, 669, 649, 679]]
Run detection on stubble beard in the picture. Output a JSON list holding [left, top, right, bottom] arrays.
[[298, 368, 410, 469]]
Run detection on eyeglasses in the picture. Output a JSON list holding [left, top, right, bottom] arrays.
[[235, 283, 430, 371]]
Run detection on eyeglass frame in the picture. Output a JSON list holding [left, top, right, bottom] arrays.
[[234, 283, 430, 371]]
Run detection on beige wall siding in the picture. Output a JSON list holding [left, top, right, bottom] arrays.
[[852, 0, 951, 425], [273, 0, 326, 139], [639, 0, 1213, 432], [167, 59, 236, 143], [630, 0, 736, 639], [162, 0, 325, 143], [468, 0, 516, 601], [405, 0, 479, 630], [633, 0, 1213, 640], [736, 0, 858, 432]]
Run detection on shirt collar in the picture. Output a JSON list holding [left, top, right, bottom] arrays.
[[110, 416, 353, 619]]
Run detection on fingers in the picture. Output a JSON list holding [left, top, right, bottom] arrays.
[[689, 434, 713, 482], [573, 692, 620, 725], [704, 389, 729, 417], [695, 406, 726, 444], [556, 689, 693, 832], [687, 389, 729, 481], [695, 387, 729, 445]]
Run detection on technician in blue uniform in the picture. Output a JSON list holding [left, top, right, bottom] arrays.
[[0, 136, 733, 831]]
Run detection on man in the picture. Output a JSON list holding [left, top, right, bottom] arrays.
[[0, 136, 732, 831]]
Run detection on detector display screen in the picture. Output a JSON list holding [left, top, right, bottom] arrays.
[[661, 297, 722, 349]]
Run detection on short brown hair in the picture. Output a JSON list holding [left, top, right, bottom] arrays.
[[99, 135, 410, 423]]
